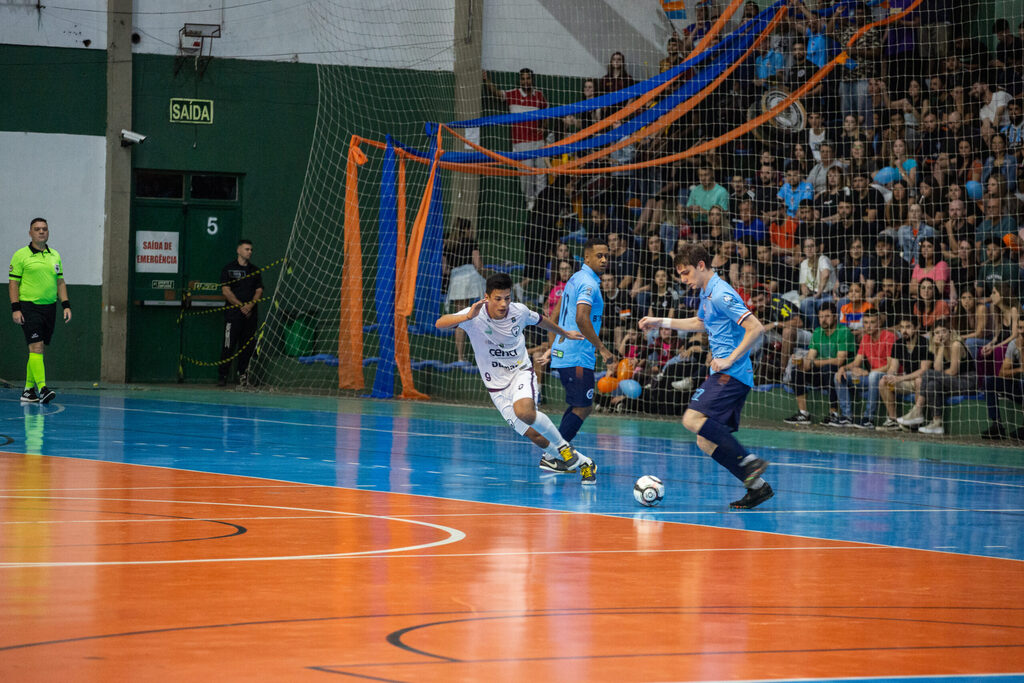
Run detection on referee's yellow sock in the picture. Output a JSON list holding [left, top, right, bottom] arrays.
[[28, 353, 45, 389]]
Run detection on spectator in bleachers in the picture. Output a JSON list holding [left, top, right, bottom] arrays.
[[599, 271, 630, 350], [807, 142, 846, 193], [910, 237, 949, 299], [563, 78, 601, 133], [836, 236, 872, 303], [951, 288, 992, 358], [545, 260, 573, 318], [732, 199, 767, 245], [815, 166, 852, 224], [972, 73, 1013, 129], [783, 302, 855, 426], [917, 111, 949, 162], [992, 19, 1024, 73], [544, 242, 576, 287], [520, 175, 576, 296], [755, 242, 796, 296], [948, 237, 980, 298], [789, 142, 815, 177], [840, 281, 874, 338], [850, 172, 885, 225], [897, 203, 936, 265], [976, 198, 1017, 248], [980, 315, 1024, 440], [868, 234, 910, 296], [979, 282, 1022, 362], [836, 1, 881, 131], [982, 133, 1018, 194], [874, 276, 912, 330], [777, 162, 815, 220], [916, 179, 943, 224], [848, 140, 880, 181], [599, 51, 636, 99], [835, 309, 897, 429], [953, 137, 984, 187], [978, 238, 1020, 297], [753, 163, 781, 218], [749, 285, 804, 379], [685, 166, 729, 227], [950, 29, 990, 76], [838, 115, 871, 163], [984, 174, 1022, 221], [885, 139, 919, 194], [946, 183, 981, 226], [659, 35, 684, 74], [647, 267, 680, 322], [879, 317, 933, 429], [1000, 98, 1023, 151], [908, 325, 976, 435], [797, 236, 836, 325], [729, 173, 755, 207], [753, 39, 787, 90], [805, 111, 830, 163], [892, 79, 931, 135], [483, 68, 549, 209], [912, 277, 951, 332], [885, 182, 911, 231], [605, 232, 635, 293], [631, 234, 673, 312], [880, 111, 916, 162]]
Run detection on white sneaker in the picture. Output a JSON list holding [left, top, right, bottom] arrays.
[[671, 377, 693, 391], [918, 419, 944, 435], [897, 406, 924, 426]]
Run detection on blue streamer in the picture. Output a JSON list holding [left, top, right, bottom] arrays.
[[371, 139, 398, 399]]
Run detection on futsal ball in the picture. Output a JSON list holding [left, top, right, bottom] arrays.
[[618, 378, 643, 398], [633, 475, 665, 507]]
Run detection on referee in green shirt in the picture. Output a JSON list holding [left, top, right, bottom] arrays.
[[9, 217, 71, 404]]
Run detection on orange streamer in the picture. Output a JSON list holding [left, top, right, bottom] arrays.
[[394, 154, 428, 399], [396, 128, 444, 317], [338, 136, 367, 390]]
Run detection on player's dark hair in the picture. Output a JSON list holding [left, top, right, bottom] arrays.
[[238, 238, 253, 246], [818, 302, 837, 314], [675, 242, 711, 269], [862, 307, 879, 318], [29, 217, 47, 226], [519, 67, 534, 76], [583, 237, 608, 255], [486, 273, 513, 294]]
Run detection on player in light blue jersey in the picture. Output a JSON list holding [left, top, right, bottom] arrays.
[[639, 243, 774, 509], [550, 238, 617, 449]]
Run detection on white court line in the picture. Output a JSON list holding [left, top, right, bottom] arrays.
[[28, 400, 1024, 489], [0, 495, 465, 568]]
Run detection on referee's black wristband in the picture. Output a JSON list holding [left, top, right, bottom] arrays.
[[11, 302, 21, 313], [61, 300, 71, 310]]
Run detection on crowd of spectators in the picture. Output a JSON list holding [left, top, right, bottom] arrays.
[[445, 1, 1024, 438]]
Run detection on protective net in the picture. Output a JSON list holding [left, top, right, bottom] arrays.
[[249, 0, 1024, 442]]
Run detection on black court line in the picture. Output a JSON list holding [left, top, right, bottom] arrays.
[[0, 505, 246, 547]]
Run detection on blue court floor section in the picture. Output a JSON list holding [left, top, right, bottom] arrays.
[[1, 388, 1022, 562]]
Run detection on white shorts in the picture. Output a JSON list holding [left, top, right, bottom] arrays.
[[488, 367, 540, 435]]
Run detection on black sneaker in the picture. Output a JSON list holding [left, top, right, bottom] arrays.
[[879, 417, 901, 430], [980, 423, 1006, 440], [854, 417, 875, 430], [37, 386, 56, 404], [730, 483, 774, 509], [742, 456, 768, 486], [539, 457, 571, 473], [20, 388, 39, 403], [783, 412, 812, 425], [579, 460, 597, 485], [820, 413, 844, 427]]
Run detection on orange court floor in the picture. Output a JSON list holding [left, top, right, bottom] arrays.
[[0, 388, 1022, 682]]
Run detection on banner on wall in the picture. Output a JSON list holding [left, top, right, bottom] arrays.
[[135, 231, 179, 273]]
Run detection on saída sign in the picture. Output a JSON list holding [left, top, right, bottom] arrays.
[[169, 98, 214, 125]]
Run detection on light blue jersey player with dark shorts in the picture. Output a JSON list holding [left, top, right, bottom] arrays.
[[550, 238, 617, 479], [639, 242, 773, 509]]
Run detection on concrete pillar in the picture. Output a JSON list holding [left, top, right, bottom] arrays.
[[101, 0, 132, 383], [451, 0, 483, 233]]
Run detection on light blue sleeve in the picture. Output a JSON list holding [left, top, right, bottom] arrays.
[[716, 288, 753, 325]]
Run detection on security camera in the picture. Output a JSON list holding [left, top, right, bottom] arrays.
[[120, 129, 147, 146]]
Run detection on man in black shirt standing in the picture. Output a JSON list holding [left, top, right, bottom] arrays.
[[219, 239, 264, 386]]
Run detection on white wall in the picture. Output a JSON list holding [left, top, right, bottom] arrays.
[[0, 132, 105, 285], [0, 0, 673, 77]]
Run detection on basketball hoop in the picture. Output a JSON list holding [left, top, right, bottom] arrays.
[[175, 23, 221, 77]]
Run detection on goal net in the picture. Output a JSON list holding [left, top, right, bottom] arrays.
[[249, 0, 1024, 442]]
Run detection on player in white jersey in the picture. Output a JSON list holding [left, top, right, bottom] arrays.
[[435, 273, 597, 483]]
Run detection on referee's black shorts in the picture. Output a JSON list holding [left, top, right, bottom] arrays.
[[20, 301, 57, 346]]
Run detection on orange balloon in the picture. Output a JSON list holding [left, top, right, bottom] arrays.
[[1004, 233, 1022, 253], [596, 375, 619, 394], [616, 358, 637, 379]]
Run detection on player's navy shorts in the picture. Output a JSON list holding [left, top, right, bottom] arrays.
[[20, 301, 56, 346], [687, 372, 750, 432], [555, 366, 595, 407]]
